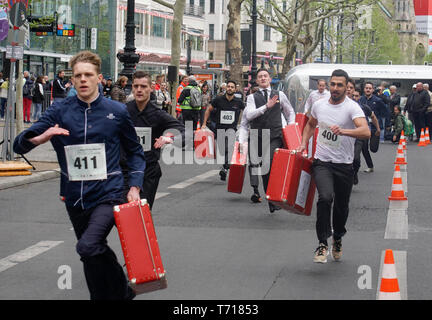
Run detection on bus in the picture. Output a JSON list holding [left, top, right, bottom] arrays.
[[279, 63, 432, 112]]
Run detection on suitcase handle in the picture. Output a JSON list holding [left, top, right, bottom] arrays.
[[138, 202, 160, 280]]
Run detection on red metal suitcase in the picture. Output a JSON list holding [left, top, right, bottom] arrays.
[[227, 141, 248, 193], [113, 199, 167, 294], [308, 127, 319, 159], [295, 113, 309, 133], [194, 128, 216, 159], [266, 149, 316, 216], [282, 123, 302, 151]]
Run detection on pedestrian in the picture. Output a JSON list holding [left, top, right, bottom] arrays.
[[103, 78, 113, 99], [22, 71, 34, 124], [391, 105, 405, 144], [202, 80, 245, 181], [218, 83, 227, 96], [298, 69, 370, 263], [359, 82, 387, 143], [178, 75, 202, 130], [238, 68, 295, 213], [422, 83, 432, 132], [52, 69, 71, 103], [13, 50, 146, 300], [348, 82, 380, 185], [0, 77, 8, 120], [234, 84, 244, 101], [155, 81, 171, 112], [176, 75, 189, 120], [404, 84, 417, 141], [111, 76, 128, 103], [411, 82, 430, 141], [200, 81, 212, 128], [31, 76, 44, 122], [304, 79, 330, 115], [121, 71, 185, 209]]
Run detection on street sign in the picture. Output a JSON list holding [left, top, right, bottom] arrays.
[[9, 2, 27, 28], [80, 28, 86, 49], [90, 28, 97, 50], [5, 45, 23, 60], [57, 24, 75, 37]]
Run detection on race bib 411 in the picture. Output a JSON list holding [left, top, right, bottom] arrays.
[[65, 143, 107, 181]]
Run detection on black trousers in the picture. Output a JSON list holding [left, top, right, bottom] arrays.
[[182, 109, 200, 131], [140, 162, 162, 210], [67, 202, 130, 300], [353, 138, 373, 174], [312, 159, 354, 244], [413, 111, 425, 139]]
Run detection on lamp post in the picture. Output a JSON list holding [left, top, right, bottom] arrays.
[[117, 0, 140, 95], [250, 0, 257, 85]]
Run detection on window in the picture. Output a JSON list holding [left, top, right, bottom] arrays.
[[221, 24, 224, 40], [200, 0, 205, 10], [152, 16, 165, 38], [190, 0, 194, 5], [210, 0, 215, 13], [265, 0, 271, 11], [264, 25, 271, 41], [135, 12, 143, 34], [209, 52, 214, 60], [283, 1, 287, 12], [222, 0, 225, 14], [209, 24, 214, 40], [166, 19, 172, 39]]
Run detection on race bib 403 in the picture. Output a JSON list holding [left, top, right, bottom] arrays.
[[65, 143, 107, 181]]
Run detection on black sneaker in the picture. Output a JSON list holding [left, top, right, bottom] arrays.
[[251, 193, 262, 203], [269, 202, 281, 213], [219, 168, 227, 181]]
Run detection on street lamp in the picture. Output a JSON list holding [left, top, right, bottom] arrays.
[[250, 0, 257, 85], [117, 0, 140, 95]]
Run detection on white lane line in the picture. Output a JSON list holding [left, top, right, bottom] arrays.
[[0, 241, 63, 273], [384, 208, 408, 239], [168, 170, 219, 189], [376, 250, 407, 300], [155, 192, 170, 199]]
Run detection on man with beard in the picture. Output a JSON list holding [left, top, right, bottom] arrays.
[[202, 80, 245, 180], [122, 71, 185, 209], [298, 69, 370, 263]]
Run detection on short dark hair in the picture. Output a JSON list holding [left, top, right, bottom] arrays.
[[257, 68, 270, 76], [226, 80, 237, 87], [347, 78, 355, 86], [132, 71, 151, 83], [330, 69, 349, 84], [394, 105, 401, 112], [365, 81, 374, 88], [317, 79, 326, 85]]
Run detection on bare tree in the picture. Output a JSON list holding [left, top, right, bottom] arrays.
[[227, 0, 245, 89], [153, 0, 185, 116]]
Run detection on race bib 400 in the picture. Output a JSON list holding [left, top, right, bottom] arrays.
[[318, 122, 341, 148]]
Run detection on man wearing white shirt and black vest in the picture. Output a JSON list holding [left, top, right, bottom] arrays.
[[298, 69, 370, 264], [239, 68, 295, 213]]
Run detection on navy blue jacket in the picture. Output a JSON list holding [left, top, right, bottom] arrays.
[[13, 94, 146, 210], [359, 94, 387, 118]]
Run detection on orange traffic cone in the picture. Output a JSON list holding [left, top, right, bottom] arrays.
[[196, 121, 201, 131], [378, 249, 401, 300], [425, 127, 431, 145], [394, 144, 407, 165], [418, 128, 427, 146], [399, 131, 406, 151], [388, 165, 407, 201]]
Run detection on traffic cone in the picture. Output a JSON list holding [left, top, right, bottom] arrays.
[[417, 128, 427, 147], [388, 165, 407, 201], [399, 131, 406, 151], [196, 121, 201, 131], [394, 144, 407, 165], [425, 127, 431, 145], [378, 249, 401, 300]]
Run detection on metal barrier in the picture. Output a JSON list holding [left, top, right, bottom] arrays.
[[42, 92, 51, 113]]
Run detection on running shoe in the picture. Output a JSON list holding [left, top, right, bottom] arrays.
[[364, 167, 374, 173], [331, 239, 342, 261], [251, 193, 262, 203], [313, 243, 329, 263]]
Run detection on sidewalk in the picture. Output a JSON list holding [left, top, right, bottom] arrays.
[[0, 136, 60, 190]]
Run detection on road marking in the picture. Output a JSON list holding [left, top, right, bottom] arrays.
[[384, 208, 408, 239], [0, 241, 63, 273], [168, 170, 219, 189], [155, 192, 170, 199], [376, 250, 407, 300]]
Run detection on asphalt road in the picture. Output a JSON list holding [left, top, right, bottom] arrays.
[[0, 141, 431, 301]]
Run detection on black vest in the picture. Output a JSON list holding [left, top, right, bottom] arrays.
[[251, 89, 282, 140]]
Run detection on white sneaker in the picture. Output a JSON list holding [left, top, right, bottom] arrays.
[[313, 243, 329, 263], [364, 168, 374, 173]]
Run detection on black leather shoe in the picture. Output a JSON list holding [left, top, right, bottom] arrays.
[[269, 203, 281, 213], [219, 169, 227, 181], [251, 193, 262, 203]]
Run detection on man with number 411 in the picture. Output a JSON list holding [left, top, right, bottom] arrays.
[[14, 51, 146, 300], [297, 69, 370, 264]]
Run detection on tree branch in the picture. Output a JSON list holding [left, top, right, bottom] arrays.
[[152, 0, 174, 10]]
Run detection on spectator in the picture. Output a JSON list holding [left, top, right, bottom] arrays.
[[218, 82, 227, 96], [412, 82, 430, 141], [423, 83, 432, 132], [359, 82, 387, 141], [155, 81, 171, 111], [200, 81, 212, 128], [178, 75, 202, 130], [52, 69, 71, 102], [0, 77, 7, 120], [175, 75, 189, 120], [31, 76, 44, 122], [103, 78, 113, 98], [23, 71, 33, 123], [392, 105, 405, 144], [111, 76, 128, 103]]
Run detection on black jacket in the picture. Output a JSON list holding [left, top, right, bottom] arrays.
[[412, 90, 430, 113], [52, 76, 68, 98]]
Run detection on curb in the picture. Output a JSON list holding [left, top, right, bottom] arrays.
[[0, 169, 60, 190]]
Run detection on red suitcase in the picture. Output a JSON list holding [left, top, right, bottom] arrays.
[[295, 113, 309, 133], [227, 141, 248, 193], [194, 128, 216, 159], [113, 199, 167, 294], [308, 127, 319, 159], [266, 149, 316, 216], [282, 123, 302, 151]]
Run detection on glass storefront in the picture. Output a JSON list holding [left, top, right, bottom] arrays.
[[1, 0, 117, 78]]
